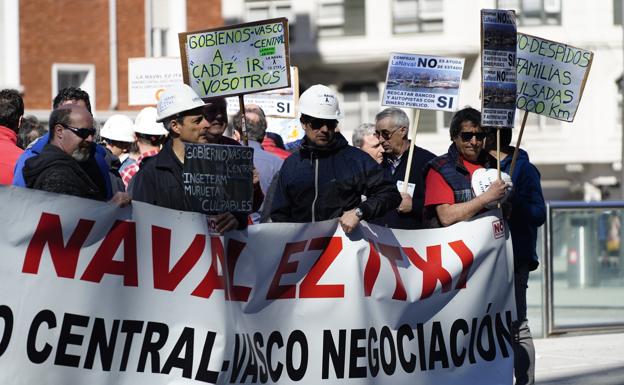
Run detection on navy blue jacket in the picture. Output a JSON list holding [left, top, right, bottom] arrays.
[[370, 144, 435, 229], [501, 148, 546, 270], [271, 133, 401, 223]]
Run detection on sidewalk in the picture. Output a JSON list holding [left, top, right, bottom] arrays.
[[534, 332, 624, 385]]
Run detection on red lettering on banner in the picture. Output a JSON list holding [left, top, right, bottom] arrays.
[[22, 212, 94, 278], [404, 245, 452, 299], [80, 220, 138, 286], [300, 237, 344, 298], [266, 240, 307, 299], [223, 239, 250, 301], [448, 240, 474, 289], [377, 243, 407, 301], [191, 237, 227, 299], [152, 226, 206, 291], [363, 241, 381, 297]]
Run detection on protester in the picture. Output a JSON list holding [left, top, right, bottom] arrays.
[[120, 107, 167, 187], [232, 104, 283, 223], [22, 105, 129, 206], [100, 114, 136, 173], [270, 84, 401, 233], [13, 87, 123, 197], [262, 131, 291, 160], [18, 115, 46, 149], [423, 107, 509, 227], [485, 129, 545, 385], [130, 84, 246, 232], [368, 108, 436, 229], [0, 89, 24, 184], [352, 123, 384, 164]]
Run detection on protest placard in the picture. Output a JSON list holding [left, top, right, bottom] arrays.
[[227, 66, 299, 118], [128, 57, 184, 106], [481, 9, 517, 128], [0, 185, 515, 385], [516, 33, 593, 122], [382, 53, 464, 111], [183, 144, 254, 214], [178, 18, 291, 99]]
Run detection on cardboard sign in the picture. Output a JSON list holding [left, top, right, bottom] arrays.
[[226, 66, 299, 118], [183, 144, 254, 214], [128, 57, 184, 106], [516, 33, 593, 122], [179, 18, 291, 99], [382, 53, 464, 111], [481, 9, 517, 128]]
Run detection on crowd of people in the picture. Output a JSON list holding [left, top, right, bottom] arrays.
[[0, 83, 545, 385]]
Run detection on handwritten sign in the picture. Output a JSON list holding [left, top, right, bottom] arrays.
[[382, 53, 464, 111], [481, 9, 517, 128], [128, 57, 184, 106], [226, 66, 299, 118], [516, 33, 593, 122], [179, 18, 291, 99], [183, 144, 254, 214]]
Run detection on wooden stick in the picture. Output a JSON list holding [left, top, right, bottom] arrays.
[[402, 109, 420, 193], [509, 110, 529, 178], [238, 95, 248, 146], [496, 127, 501, 180]]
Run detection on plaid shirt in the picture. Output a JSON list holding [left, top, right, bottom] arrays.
[[120, 149, 159, 188]]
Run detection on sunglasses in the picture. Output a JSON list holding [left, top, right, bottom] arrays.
[[60, 123, 96, 139], [460, 132, 487, 142], [374, 129, 400, 141], [307, 118, 338, 130]]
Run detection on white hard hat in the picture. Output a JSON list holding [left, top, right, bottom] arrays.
[[299, 84, 342, 120], [134, 107, 168, 136], [100, 114, 135, 142], [156, 83, 205, 122]]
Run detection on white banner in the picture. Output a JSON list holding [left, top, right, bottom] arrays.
[[0, 186, 515, 385]]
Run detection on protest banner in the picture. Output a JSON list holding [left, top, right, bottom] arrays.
[[382, 53, 464, 111], [516, 33, 593, 122], [481, 9, 517, 129], [0, 186, 515, 385], [178, 18, 291, 99], [183, 144, 254, 214], [227, 66, 299, 118], [382, 53, 465, 194], [128, 57, 184, 106]]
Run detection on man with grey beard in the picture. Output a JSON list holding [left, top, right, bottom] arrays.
[[23, 104, 118, 202]]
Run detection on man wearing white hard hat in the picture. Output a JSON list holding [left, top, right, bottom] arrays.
[[119, 107, 167, 187], [130, 84, 246, 232], [100, 114, 136, 174], [270, 84, 401, 233]]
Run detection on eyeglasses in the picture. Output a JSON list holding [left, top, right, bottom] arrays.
[[374, 129, 400, 141], [60, 123, 96, 139], [308, 118, 338, 130], [459, 132, 487, 142]]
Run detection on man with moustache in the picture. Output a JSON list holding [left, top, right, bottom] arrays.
[[271, 85, 400, 233], [130, 84, 245, 232], [23, 105, 108, 200]]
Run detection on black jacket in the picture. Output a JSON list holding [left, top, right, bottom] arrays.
[[129, 140, 247, 229], [270, 133, 401, 223], [370, 144, 436, 229], [23, 144, 105, 201]]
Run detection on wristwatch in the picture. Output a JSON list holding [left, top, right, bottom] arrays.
[[354, 207, 364, 220]]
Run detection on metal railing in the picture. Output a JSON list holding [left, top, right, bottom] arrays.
[[542, 201, 624, 336]]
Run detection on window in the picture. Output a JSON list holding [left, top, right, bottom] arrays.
[[317, 0, 365, 37], [497, 0, 561, 26], [244, 1, 295, 41], [514, 109, 561, 131], [392, 0, 443, 34], [148, 0, 186, 57], [615, 0, 622, 25], [51, 64, 96, 109], [340, 83, 380, 132]]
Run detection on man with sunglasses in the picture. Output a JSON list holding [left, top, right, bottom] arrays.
[[423, 107, 509, 227], [22, 105, 109, 201], [271, 85, 401, 233], [370, 108, 436, 229]]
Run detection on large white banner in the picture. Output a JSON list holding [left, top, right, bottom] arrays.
[[0, 186, 515, 385]]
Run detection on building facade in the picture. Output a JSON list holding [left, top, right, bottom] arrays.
[[224, 0, 624, 200]]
